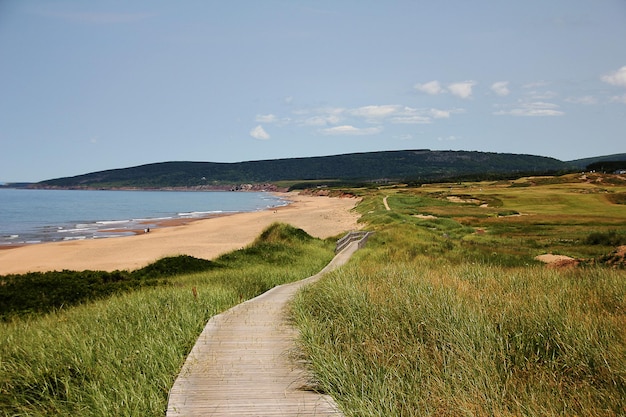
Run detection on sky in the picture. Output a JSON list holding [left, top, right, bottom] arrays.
[[1, 1, 625, 182]]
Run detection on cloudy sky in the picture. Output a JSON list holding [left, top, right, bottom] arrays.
[[1, 1, 625, 182]]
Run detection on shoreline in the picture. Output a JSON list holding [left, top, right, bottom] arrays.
[[0, 193, 361, 275], [0, 189, 291, 248], [0, 214, 236, 251]]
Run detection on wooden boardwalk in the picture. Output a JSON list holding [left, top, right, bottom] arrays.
[[166, 239, 363, 416]]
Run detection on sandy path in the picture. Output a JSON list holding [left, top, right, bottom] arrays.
[[0, 193, 361, 275]]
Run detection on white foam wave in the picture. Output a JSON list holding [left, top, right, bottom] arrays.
[[57, 227, 92, 233], [96, 220, 131, 225], [133, 216, 173, 222], [178, 210, 225, 217]]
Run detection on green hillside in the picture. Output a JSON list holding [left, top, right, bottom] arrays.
[[34, 150, 572, 189], [567, 153, 626, 169]]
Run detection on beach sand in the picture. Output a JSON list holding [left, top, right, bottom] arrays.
[[0, 193, 361, 275]]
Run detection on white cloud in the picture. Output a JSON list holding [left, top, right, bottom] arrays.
[[565, 96, 598, 105], [429, 108, 451, 119], [320, 125, 383, 135], [491, 81, 510, 97], [601, 66, 626, 87], [298, 107, 345, 126], [349, 105, 400, 119], [494, 101, 564, 117], [437, 135, 460, 141], [414, 80, 444, 95], [610, 94, 626, 104], [448, 81, 477, 99], [526, 90, 558, 100], [250, 125, 270, 140], [389, 106, 433, 124], [391, 115, 432, 124], [302, 114, 342, 126], [255, 114, 277, 123], [255, 102, 460, 134]]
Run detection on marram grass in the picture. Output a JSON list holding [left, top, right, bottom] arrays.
[[291, 177, 626, 416], [0, 223, 334, 416], [292, 246, 626, 416]]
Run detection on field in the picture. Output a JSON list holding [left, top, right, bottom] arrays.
[[292, 173, 626, 416]]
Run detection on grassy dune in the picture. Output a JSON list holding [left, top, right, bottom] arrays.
[[293, 173, 626, 416], [0, 223, 334, 416]]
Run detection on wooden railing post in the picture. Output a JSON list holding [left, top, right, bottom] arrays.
[[335, 230, 374, 253]]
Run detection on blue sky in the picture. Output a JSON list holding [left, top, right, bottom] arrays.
[[1, 1, 625, 182]]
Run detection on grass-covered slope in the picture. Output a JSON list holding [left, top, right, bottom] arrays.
[[35, 150, 571, 188], [0, 223, 335, 416], [0, 256, 217, 320], [292, 174, 626, 416]]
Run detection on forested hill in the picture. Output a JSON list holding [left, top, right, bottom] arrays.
[[36, 150, 572, 189]]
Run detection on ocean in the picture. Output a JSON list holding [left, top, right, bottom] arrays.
[[0, 189, 287, 246]]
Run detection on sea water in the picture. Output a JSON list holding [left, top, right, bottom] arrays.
[[0, 189, 287, 246]]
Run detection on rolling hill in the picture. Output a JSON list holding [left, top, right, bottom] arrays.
[[33, 150, 574, 189]]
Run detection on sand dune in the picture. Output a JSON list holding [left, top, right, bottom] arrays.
[[0, 193, 361, 275]]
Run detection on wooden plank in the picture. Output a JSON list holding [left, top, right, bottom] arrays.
[[167, 240, 363, 416]]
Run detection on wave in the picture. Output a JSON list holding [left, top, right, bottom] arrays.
[[177, 210, 227, 217], [96, 220, 131, 226], [132, 216, 173, 222]]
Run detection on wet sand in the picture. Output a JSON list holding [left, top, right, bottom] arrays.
[[0, 193, 361, 275]]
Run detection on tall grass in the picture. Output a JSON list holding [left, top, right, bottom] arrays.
[[293, 246, 626, 416], [293, 179, 626, 416], [0, 223, 334, 416]]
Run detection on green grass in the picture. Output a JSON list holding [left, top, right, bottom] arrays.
[[0, 256, 218, 320], [293, 230, 626, 416], [0, 223, 335, 416], [293, 175, 626, 416]]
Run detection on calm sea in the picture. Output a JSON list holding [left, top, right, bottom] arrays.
[[0, 189, 287, 246]]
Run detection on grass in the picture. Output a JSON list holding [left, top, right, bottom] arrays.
[[292, 174, 626, 416], [0, 223, 335, 416], [293, 229, 626, 416]]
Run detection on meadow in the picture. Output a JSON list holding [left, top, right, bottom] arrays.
[[0, 223, 334, 416], [292, 172, 626, 416]]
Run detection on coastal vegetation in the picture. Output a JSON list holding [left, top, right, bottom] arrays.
[[0, 223, 334, 415], [1, 172, 625, 416], [292, 172, 626, 416]]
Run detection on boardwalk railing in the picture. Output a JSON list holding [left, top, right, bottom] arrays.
[[335, 230, 374, 253]]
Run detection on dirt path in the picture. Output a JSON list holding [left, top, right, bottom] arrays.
[[383, 195, 391, 211], [166, 240, 363, 416]]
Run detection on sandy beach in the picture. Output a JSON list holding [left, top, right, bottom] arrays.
[[0, 193, 361, 275]]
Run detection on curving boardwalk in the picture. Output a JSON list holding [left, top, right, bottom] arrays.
[[166, 240, 362, 416]]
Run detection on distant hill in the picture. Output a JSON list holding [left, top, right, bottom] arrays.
[[567, 153, 626, 169], [34, 150, 575, 189]]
